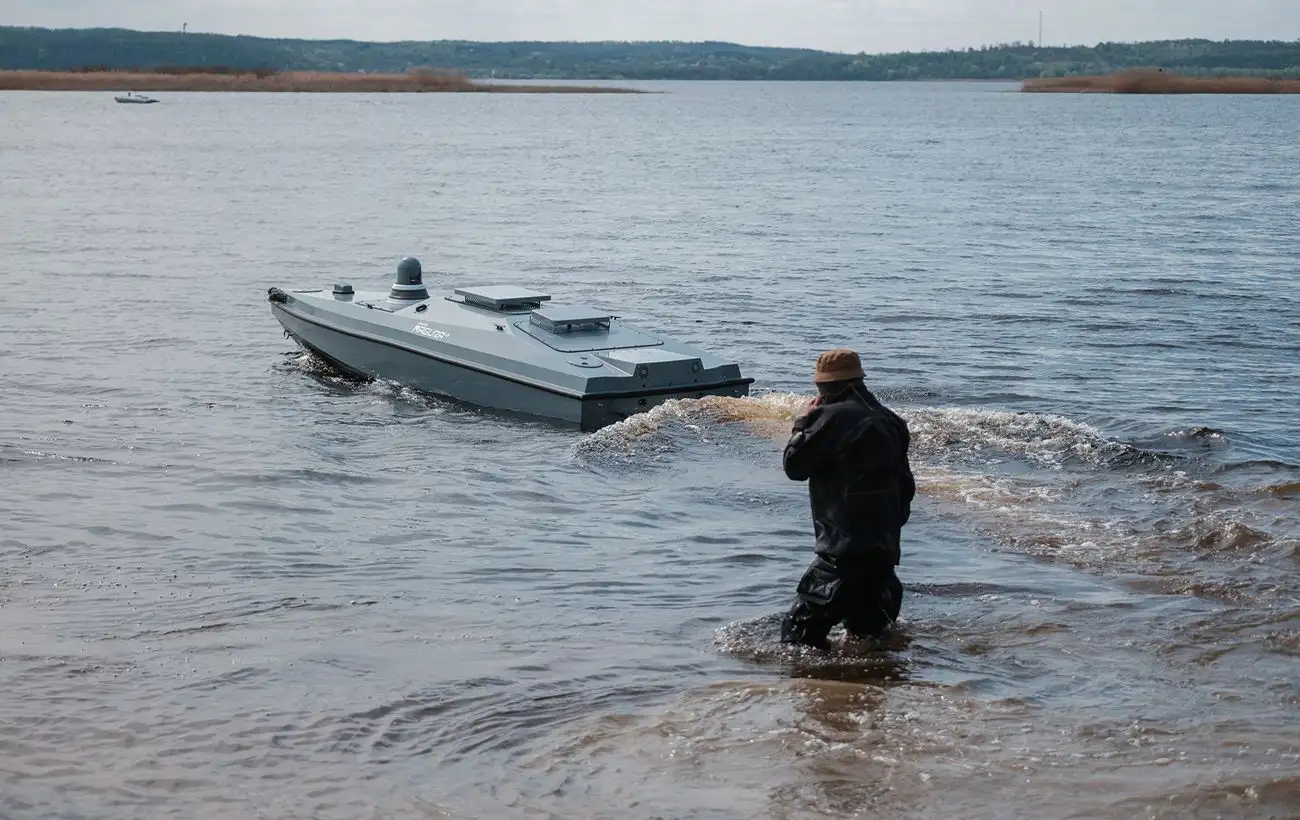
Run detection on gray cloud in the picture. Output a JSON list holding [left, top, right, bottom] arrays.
[[8, 0, 1299, 53]]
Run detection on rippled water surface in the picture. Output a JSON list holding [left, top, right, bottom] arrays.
[[2, 81, 1299, 819]]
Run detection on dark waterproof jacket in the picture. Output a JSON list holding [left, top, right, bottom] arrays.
[[782, 385, 916, 565]]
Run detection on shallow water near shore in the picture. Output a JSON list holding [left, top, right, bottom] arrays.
[[2, 82, 1298, 819]]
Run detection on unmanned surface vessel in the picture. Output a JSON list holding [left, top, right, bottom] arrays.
[[267, 257, 754, 430]]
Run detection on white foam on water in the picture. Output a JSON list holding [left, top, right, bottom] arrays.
[[572, 390, 812, 459], [575, 391, 1138, 473], [904, 406, 1138, 469]]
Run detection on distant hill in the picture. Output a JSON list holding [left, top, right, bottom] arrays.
[[2, 26, 1299, 80]]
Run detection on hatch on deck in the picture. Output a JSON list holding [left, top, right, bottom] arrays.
[[529, 304, 612, 335], [452, 285, 552, 311], [514, 314, 663, 353]]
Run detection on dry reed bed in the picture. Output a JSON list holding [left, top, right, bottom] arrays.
[[1023, 71, 1300, 94], [0, 69, 642, 94]]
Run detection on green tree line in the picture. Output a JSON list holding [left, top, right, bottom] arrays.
[[2, 26, 1299, 80]]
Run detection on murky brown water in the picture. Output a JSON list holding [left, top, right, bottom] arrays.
[[2, 83, 1298, 818]]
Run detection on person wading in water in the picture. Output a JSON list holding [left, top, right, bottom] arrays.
[[779, 348, 916, 650]]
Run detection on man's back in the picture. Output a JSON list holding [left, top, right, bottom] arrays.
[[782, 386, 915, 564]]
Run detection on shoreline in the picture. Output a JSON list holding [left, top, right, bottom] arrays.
[[1022, 71, 1300, 94], [0, 69, 646, 94]]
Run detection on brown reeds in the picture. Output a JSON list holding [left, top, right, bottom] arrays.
[[1023, 69, 1300, 94], [70, 63, 281, 78], [0, 66, 643, 93]]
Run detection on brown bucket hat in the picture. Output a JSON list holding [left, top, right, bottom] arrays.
[[813, 348, 865, 383]]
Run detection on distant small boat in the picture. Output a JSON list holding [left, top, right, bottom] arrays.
[[114, 91, 158, 104]]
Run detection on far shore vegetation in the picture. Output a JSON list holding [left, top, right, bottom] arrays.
[[2, 26, 1300, 82], [0, 65, 641, 93], [1023, 69, 1300, 94]]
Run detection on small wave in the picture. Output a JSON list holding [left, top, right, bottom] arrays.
[[278, 351, 478, 421], [573, 391, 809, 460], [192, 466, 388, 489], [1106, 773, 1300, 818], [914, 466, 1155, 569], [1214, 458, 1300, 474], [0, 446, 125, 467], [713, 613, 913, 684], [1150, 510, 1287, 557], [879, 385, 943, 402], [904, 406, 1145, 470], [1165, 426, 1228, 442], [276, 350, 368, 388], [1124, 286, 1197, 297], [1265, 480, 1300, 497], [574, 394, 1173, 475], [924, 459, 1300, 610], [906, 581, 1040, 598], [322, 674, 685, 769]]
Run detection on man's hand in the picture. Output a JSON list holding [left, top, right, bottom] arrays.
[[792, 395, 822, 430]]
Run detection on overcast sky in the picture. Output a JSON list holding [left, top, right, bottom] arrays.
[[7, 0, 1299, 54]]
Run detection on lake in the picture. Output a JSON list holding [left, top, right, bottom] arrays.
[[1, 80, 1297, 819]]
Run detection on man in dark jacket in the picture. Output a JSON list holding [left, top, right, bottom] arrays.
[[779, 348, 916, 650]]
